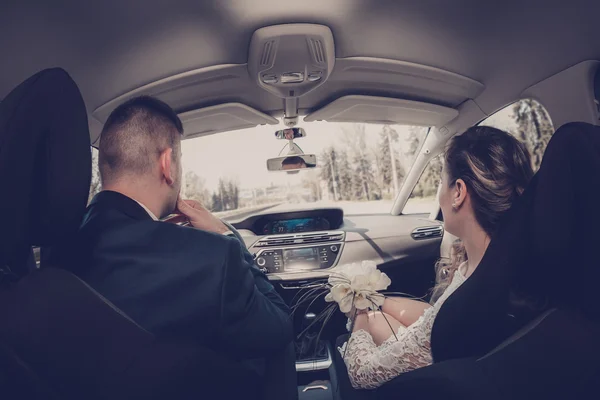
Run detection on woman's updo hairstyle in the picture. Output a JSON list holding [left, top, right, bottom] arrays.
[[445, 126, 534, 236]]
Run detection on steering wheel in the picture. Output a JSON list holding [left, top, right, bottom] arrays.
[[221, 219, 246, 245], [163, 214, 246, 245]]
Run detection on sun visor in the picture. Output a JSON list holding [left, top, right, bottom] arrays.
[[91, 64, 259, 123], [304, 95, 459, 127], [179, 103, 278, 139]]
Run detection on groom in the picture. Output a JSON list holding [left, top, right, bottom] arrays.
[[63, 95, 293, 366]]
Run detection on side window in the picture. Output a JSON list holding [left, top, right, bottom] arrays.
[[402, 99, 554, 215], [478, 98, 554, 171], [403, 154, 443, 214], [89, 147, 101, 203]]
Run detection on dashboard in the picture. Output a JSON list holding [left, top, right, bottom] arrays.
[[231, 207, 444, 283], [231, 207, 443, 340]]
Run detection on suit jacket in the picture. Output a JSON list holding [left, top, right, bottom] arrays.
[[63, 190, 293, 360]]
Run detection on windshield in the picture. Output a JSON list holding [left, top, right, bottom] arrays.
[[181, 122, 429, 219]]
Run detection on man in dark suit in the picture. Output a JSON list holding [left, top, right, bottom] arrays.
[[67, 96, 293, 363]]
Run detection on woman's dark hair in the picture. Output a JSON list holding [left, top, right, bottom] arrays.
[[431, 126, 534, 303], [445, 126, 534, 236]]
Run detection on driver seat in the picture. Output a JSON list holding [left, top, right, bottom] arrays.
[[0, 68, 261, 399]]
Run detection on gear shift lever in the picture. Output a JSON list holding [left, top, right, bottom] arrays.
[[296, 312, 327, 361]]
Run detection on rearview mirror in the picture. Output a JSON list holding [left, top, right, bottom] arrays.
[[267, 154, 317, 173], [275, 127, 306, 140]]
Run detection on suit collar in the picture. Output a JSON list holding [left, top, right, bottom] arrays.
[[89, 191, 155, 222]]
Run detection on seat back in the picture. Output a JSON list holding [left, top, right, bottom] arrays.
[[473, 308, 600, 400], [431, 122, 600, 363], [0, 69, 262, 399], [0, 268, 154, 399], [0, 268, 261, 400], [0, 68, 91, 278], [370, 310, 600, 400]]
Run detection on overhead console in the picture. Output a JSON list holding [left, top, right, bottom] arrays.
[[248, 24, 335, 99], [248, 23, 336, 126]]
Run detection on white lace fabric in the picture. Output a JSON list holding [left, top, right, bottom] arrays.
[[339, 265, 467, 390]]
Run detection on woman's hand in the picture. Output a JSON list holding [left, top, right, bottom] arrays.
[[345, 306, 368, 319]]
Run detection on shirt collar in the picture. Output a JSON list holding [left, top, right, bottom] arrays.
[[133, 200, 159, 221]]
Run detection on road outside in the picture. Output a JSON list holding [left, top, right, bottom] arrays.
[[220, 196, 437, 221]]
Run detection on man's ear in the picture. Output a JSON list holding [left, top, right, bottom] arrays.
[[454, 178, 468, 208], [159, 148, 174, 185]]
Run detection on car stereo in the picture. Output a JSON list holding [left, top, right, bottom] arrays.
[[255, 243, 342, 273]]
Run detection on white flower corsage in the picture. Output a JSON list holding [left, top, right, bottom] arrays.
[[324, 260, 392, 313]]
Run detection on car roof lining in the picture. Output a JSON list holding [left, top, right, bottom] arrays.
[[90, 57, 481, 143], [2, 0, 600, 143]]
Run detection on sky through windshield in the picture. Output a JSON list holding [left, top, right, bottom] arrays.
[[181, 121, 428, 214]]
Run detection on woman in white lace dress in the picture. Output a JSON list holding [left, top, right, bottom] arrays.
[[341, 126, 535, 389]]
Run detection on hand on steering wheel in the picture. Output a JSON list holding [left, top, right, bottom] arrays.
[[163, 198, 245, 243]]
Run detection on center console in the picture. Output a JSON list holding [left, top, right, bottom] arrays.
[[252, 231, 344, 274], [235, 209, 345, 397]]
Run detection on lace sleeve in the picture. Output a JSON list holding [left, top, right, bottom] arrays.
[[340, 269, 467, 390], [340, 308, 436, 390]]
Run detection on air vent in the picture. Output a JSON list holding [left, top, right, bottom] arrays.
[[411, 226, 443, 240], [308, 38, 325, 64], [255, 231, 345, 247], [260, 40, 275, 66]]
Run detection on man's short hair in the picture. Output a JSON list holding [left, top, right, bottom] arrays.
[[99, 96, 183, 184]]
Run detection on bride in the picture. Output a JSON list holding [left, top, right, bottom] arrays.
[[340, 126, 534, 389]]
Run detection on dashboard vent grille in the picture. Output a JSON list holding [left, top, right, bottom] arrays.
[[411, 226, 443, 240], [255, 231, 344, 247]]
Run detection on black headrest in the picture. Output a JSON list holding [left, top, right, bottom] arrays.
[[0, 68, 91, 273], [431, 122, 600, 362]]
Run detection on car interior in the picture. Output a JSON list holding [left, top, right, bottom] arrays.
[[1, 1, 600, 399]]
